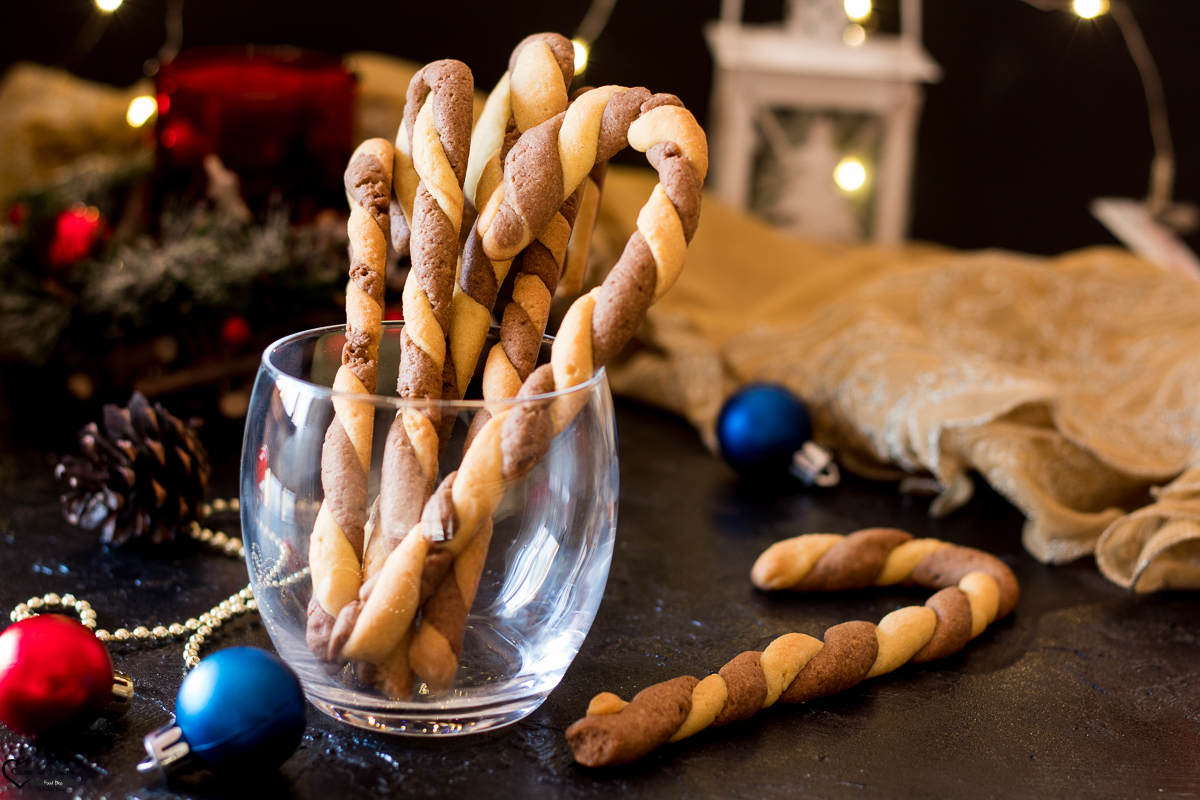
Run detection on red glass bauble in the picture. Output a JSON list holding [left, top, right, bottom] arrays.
[[6, 202, 29, 228], [221, 314, 253, 347], [0, 616, 114, 736], [47, 205, 106, 270]]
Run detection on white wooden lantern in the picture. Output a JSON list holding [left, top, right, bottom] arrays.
[[706, 0, 941, 243]]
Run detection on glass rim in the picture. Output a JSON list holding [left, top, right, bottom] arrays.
[[260, 321, 607, 409]]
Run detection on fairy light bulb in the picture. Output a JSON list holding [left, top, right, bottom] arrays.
[[572, 38, 589, 74], [843, 23, 867, 46], [834, 157, 867, 192], [1072, 0, 1109, 18], [96, 0, 123, 11], [844, 0, 871, 23], [126, 96, 158, 128]]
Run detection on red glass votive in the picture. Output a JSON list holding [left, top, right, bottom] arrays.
[[155, 47, 355, 219]]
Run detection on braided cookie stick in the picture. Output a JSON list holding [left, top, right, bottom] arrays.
[[477, 182, 585, 403], [478, 87, 708, 265], [461, 178, 585, 450], [409, 39, 579, 669], [362, 60, 473, 583], [336, 61, 473, 694], [450, 33, 575, 397], [565, 529, 1019, 767], [405, 91, 708, 692], [463, 33, 574, 210], [391, 123, 416, 258], [305, 139, 392, 663], [413, 93, 597, 685], [558, 160, 607, 298]]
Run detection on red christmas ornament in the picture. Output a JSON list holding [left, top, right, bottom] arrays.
[[256, 443, 269, 485], [47, 205, 106, 270], [6, 202, 29, 228], [221, 314, 253, 347], [0, 616, 121, 736]]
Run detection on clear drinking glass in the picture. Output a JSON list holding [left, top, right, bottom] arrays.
[[239, 322, 618, 736]]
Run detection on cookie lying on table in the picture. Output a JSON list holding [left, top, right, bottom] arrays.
[[566, 528, 1019, 768]]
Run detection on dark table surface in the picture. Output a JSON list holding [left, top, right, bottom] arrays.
[[0, 399, 1197, 799]]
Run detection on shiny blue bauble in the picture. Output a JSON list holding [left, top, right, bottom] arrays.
[[175, 647, 305, 770], [717, 384, 812, 475]]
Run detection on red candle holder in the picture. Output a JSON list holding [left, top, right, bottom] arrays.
[[155, 47, 355, 220]]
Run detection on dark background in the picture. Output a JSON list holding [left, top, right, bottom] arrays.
[[3, 0, 1199, 256]]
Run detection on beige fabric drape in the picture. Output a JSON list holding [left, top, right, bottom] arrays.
[[593, 167, 1200, 592]]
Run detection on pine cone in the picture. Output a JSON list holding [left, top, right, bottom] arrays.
[[56, 392, 211, 545]]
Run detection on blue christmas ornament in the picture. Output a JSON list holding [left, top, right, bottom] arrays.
[[140, 647, 305, 778], [717, 384, 839, 486]]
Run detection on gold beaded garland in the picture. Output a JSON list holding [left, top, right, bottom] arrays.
[[8, 497, 302, 672]]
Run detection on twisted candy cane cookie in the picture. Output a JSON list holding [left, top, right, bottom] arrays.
[[409, 158, 583, 683], [479, 181, 584, 401], [362, 60, 474, 577], [557, 160, 607, 298], [390, 58, 475, 259], [463, 175, 586, 450], [337, 62, 473, 692], [396, 59, 473, 412], [553, 83, 619, 301], [477, 86, 708, 268], [451, 33, 575, 397], [403, 90, 708, 692], [565, 529, 1019, 767], [305, 138, 392, 663], [404, 38, 578, 689], [463, 33, 575, 207]]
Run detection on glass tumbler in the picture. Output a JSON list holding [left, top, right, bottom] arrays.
[[240, 322, 618, 735]]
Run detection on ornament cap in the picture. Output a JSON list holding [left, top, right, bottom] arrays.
[[106, 671, 135, 718], [138, 723, 193, 777], [790, 441, 841, 487]]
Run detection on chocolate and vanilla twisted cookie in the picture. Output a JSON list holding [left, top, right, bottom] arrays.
[[564, 529, 1019, 767], [334, 61, 473, 694], [404, 37, 577, 690], [305, 138, 392, 663], [477, 88, 627, 400], [415, 173, 585, 686], [402, 90, 708, 692], [557, 160, 607, 298], [463, 171, 587, 449], [477, 86, 707, 268], [450, 33, 575, 396], [751, 528, 1019, 617], [479, 181, 584, 401], [390, 58, 474, 258], [394, 59, 473, 414], [463, 33, 574, 207]]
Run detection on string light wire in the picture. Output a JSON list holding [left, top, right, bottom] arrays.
[[1019, 0, 1191, 229], [572, 0, 619, 75], [574, 0, 619, 47], [1105, 0, 1174, 218]]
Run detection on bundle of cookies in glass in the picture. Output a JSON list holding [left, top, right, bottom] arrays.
[[303, 33, 708, 699]]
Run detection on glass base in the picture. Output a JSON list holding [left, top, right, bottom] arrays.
[[307, 693, 545, 737]]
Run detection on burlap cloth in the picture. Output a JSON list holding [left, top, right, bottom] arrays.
[[592, 168, 1200, 592]]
